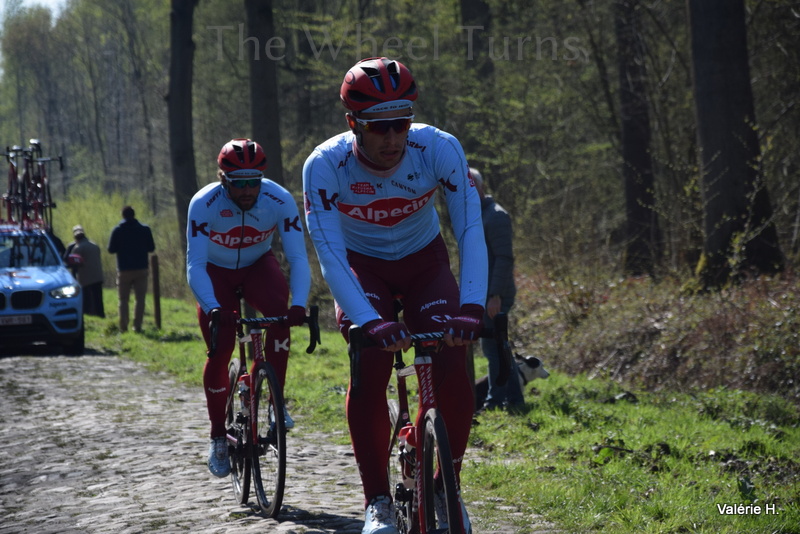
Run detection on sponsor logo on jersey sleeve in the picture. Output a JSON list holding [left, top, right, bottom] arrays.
[[284, 216, 302, 232], [438, 176, 458, 193], [261, 190, 286, 205], [318, 189, 340, 211], [337, 188, 436, 227], [190, 220, 208, 237], [206, 189, 222, 208]]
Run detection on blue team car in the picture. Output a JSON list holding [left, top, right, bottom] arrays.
[[0, 224, 84, 354]]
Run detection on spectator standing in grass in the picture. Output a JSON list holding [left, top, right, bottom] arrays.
[[108, 206, 156, 333], [470, 167, 522, 412], [65, 225, 105, 318]]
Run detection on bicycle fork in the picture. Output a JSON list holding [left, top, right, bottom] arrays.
[[396, 352, 463, 534]]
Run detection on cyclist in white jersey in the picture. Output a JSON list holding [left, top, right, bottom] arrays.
[[303, 57, 486, 534], [187, 138, 311, 478]]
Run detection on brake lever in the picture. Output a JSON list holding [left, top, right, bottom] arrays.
[[305, 305, 321, 354]]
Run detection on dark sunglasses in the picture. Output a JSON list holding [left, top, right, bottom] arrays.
[[355, 115, 415, 135], [227, 178, 261, 189]]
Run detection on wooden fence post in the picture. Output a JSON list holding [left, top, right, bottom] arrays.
[[151, 254, 161, 330]]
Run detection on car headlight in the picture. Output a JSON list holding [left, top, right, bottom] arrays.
[[50, 284, 81, 299]]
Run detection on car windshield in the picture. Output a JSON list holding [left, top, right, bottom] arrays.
[[0, 234, 61, 268]]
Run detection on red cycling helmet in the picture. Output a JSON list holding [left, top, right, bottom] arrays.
[[217, 138, 267, 177], [340, 57, 418, 113]]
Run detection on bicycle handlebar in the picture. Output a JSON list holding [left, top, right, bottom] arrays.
[[208, 305, 321, 358], [347, 312, 512, 393]]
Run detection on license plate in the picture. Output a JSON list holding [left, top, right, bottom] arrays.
[[0, 315, 32, 326]]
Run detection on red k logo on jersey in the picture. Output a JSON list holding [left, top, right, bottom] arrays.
[[337, 189, 435, 227], [210, 225, 276, 248]]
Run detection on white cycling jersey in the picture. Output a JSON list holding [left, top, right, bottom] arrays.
[[186, 179, 311, 314], [303, 123, 488, 327]]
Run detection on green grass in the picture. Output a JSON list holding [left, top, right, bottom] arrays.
[[466, 373, 800, 533], [85, 288, 800, 534]]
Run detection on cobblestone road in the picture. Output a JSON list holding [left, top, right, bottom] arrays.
[[0, 354, 555, 533]]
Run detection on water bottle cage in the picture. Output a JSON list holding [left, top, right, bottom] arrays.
[[400, 447, 416, 482]]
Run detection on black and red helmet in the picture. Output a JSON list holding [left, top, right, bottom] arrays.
[[340, 57, 418, 113], [217, 138, 267, 177]]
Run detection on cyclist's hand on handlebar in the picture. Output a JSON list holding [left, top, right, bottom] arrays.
[[364, 319, 412, 352], [443, 304, 485, 347], [285, 305, 306, 327], [209, 308, 239, 328]]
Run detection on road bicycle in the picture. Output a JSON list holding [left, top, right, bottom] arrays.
[[2, 139, 62, 228], [210, 301, 320, 518], [348, 310, 511, 534]]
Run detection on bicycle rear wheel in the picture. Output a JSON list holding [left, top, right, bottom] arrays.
[[226, 359, 250, 504], [420, 408, 461, 533], [251, 362, 286, 518]]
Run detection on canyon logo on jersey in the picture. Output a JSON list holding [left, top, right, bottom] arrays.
[[210, 225, 276, 248], [337, 188, 436, 227]]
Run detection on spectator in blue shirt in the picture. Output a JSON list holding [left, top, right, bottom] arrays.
[[108, 206, 155, 333]]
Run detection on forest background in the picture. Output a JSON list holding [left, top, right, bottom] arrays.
[[1, 0, 799, 402]]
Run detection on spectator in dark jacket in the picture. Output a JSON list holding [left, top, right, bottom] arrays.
[[470, 167, 522, 411], [108, 206, 155, 333]]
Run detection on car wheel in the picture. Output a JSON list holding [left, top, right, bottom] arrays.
[[63, 324, 85, 355]]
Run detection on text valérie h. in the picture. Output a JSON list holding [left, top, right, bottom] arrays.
[[716, 503, 778, 515]]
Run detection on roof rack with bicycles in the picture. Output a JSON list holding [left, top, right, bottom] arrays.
[[2, 139, 63, 230]]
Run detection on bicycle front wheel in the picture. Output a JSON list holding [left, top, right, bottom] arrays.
[[251, 362, 286, 518], [226, 359, 250, 504], [420, 408, 461, 533]]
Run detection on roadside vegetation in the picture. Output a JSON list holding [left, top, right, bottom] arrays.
[[86, 277, 800, 534]]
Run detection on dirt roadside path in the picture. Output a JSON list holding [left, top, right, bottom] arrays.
[[0, 354, 551, 533]]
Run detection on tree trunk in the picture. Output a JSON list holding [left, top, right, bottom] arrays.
[[245, 0, 285, 187], [616, 0, 661, 276], [294, 0, 316, 143], [118, 0, 158, 214], [460, 0, 493, 78], [167, 0, 199, 254], [459, 0, 493, 160], [687, 0, 783, 287]]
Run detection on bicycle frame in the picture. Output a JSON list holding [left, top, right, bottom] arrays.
[[348, 312, 510, 534], [231, 323, 270, 446], [230, 307, 319, 438], [401, 334, 456, 533], [210, 301, 319, 517]]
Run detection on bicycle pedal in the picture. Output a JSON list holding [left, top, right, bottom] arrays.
[[394, 483, 413, 503]]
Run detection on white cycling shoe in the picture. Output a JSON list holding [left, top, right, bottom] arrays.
[[283, 407, 295, 429], [207, 436, 231, 478], [362, 495, 399, 534], [269, 405, 295, 430]]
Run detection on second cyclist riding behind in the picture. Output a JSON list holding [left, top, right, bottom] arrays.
[[186, 138, 312, 479]]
